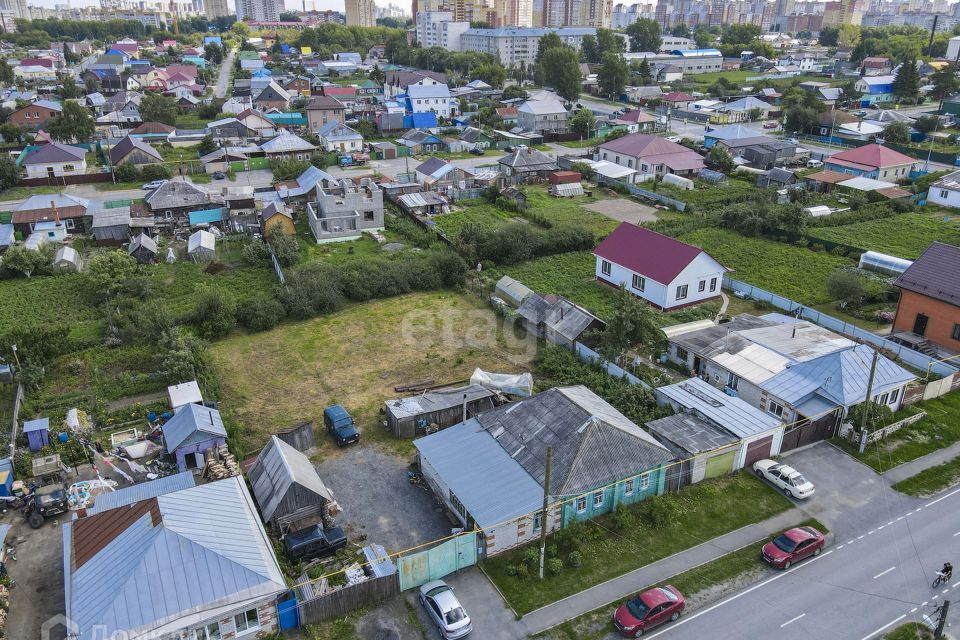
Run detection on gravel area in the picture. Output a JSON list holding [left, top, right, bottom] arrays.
[[584, 199, 658, 224]]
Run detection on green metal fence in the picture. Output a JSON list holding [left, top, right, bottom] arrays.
[[397, 532, 477, 591]]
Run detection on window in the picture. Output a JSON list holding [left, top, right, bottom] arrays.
[[876, 392, 888, 406], [726, 372, 739, 391], [639, 473, 650, 490], [593, 490, 604, 507], [601, 260, 611, 276], [632, 274, 645, 291], [676, 284, 688, 300], [941, 189, 950, 199], [192, 623, 222, 640], [575, 496, 587, 513], [364, 210, 375, 221], [628, 159, 633, 168], [710, 277, 717, 292], [767, 400, 785, 418], [676, 346, 688, 361], [449, 490, 467, 520], [890, 388, 900, 404], [533, 510, 543, 531], [625, 478, 635, 496], [233, 609, 260, 635], [64, 218, 75, 229], [953, 324, 960, 341], [602, 152, 607, 160], [698, 280, 705, 292]]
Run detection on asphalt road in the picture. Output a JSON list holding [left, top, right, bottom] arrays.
[[214, 48, 236, 99], [644, 485, 960, 640]]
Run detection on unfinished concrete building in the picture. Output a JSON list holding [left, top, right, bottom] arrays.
[[306, 178, 384, 243]]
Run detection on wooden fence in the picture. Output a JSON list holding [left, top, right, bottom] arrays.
[[297, 574, 400, 625]]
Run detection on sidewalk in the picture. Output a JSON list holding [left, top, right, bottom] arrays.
[[519, 507, 803, 636], [882, 440, 960, 485]]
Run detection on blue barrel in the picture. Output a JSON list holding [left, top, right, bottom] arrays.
[[148, 411, 157, 422], [58, 432, 69, 443]]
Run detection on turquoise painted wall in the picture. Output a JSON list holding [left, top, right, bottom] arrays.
[[561, 465, 667, 527]]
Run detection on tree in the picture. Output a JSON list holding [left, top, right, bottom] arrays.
[[840, 80, 862, 105], [596, 28, 625, 56], [1, 246, 48, 278], [541, 46, 581, 102], [86, 252, 136, 301], [192, 286, 237, 339], [580, 34, 600, 63], [598, 284, 666, 364], [267, 231, 300, 268], [0, 60, 13, 85], [203, 43, 223, 64], [827, 270, 866, 309], [670, 24, 690, 38], [880, 121, 910, 144], [784, 106, 818, 134], [0, 123, 22, 145], [625, 18, 660, 53], [635, 57, 652, 85], [819, 25, 839, 47], [279, 11, 301, 21], [913, 114, 940, 134], [930, 66, 959, 104], [502, 84, 528, 101], [139, 92, 179, 126], [237, 295, 285, 332], [46, 101, 94, 143], [707, 146, 735, 173], [369, 63, 385, 84], [597, 52, 628, 99], [474, 62, 506, 88], [569, 108, 595, 138], [692, 25, 713, 49], [891, 59, 920, 101], [722, 24, 761, 46], [535, 32, 564, 65], [0, 156, 18, 191], [197, 134, 217, 156]]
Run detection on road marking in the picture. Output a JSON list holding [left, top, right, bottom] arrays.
[[837, 544, 845, 549], [847, 539, 856, 544], [911, 608, 918, 613], [780, 613, 805, 628], [858, 535, 865, 539], [873, 566, 896, 580], [953, 531, 960, 537], [643, 550, 835, 639], [860, 614, 907, 640], [914, 508, 923, 513], [943, 589, 949, 594], [878, 525, 886, 530], [887, 521, 894, 525], [868, 530, 875, 535], [953, 581, 960, 588], [897, 516, 904, 521], [926, 486, 960, 507], [922, 601, 929, 606]]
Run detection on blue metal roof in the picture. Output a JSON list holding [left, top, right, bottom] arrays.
[[655, 377, 781, 439], [673, 48, 722, 57], [23, 417, 49, 433], [161, 403, 226, 453], [414, 419, 544, 529], [406, 112, 438, 129], [85, 472, 196, 516], [188, 208, 224, 225]]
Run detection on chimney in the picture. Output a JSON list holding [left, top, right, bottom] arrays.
[[462, 393, 468, 423]]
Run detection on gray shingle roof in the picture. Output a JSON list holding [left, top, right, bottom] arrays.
[[894, 241, 960, 307], [645, 412, 738, 456], [517, 293, 600, 342], [144, 180, 209, 210], [475, 386, 673, 496]]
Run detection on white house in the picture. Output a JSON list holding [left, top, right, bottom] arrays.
[[406, 81, 454, 118], [22, 142, 87, 178], [317, 121, 363, 153], [593, 222, 729, 311], [927, 170, 960, 209]]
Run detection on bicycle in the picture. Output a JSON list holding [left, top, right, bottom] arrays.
[[932, 570, 952, 588]]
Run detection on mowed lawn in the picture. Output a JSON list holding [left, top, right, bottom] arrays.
[[485, 472, 792, 616], [211, 291, 536, 453], [678, 228, 853, 305], [807, 212, 960, 259]]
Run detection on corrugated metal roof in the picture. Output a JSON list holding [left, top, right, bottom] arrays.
[[85, 472, 196, 516], [414, 419, 544, 529], [188, 208, 224, 225], [249, 436, 333, 522], [161, 403, 226, 453], [655, 377, 782, 438], [66, 477, 286, 640], [645, 412, 738, 455], [23, 417, 48, 433], [518, 293, 599, 342], [495, 275, 533, 306], [386, 384, 495, 420]]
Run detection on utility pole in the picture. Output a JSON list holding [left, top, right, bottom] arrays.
[[538, 446, 552, 580], [935, 600, 950, 639], [858, 349, 879, 454]]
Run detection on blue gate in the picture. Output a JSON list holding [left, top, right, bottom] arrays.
[[277, 591, 300, 630], [398, 532, 478, 591]]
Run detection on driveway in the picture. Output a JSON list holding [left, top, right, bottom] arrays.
[[4, 508, 67, 640], [214, 48, 236, 99], [314, 444, 452, 554], [779, 442, 917, 541]]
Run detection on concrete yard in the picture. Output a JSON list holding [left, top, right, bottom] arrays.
[[4, 509, 67, 640], [584, 198, 658, 224]]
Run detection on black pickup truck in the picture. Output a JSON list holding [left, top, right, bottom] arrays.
[[284, 525, 348, 562]]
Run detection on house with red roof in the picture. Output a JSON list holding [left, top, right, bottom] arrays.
[[598, 133, 705, 178], [892, 242, 960, 354], [659, 92, 695, 110], [593, 223, 730, 311], [823, 143, 915, 182]]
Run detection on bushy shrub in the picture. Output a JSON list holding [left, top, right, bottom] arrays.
[[521, 547, 539, 568], [113, 163, 140, 182], [568, 551, 583, 568], [646, 495, 680, 529], [191, 286, 237, 339], [546, 557, 563, 576], [547, 544, 558, 558], [275, 264, 345, 320], [241, 237, 270, 265], [141, 164, 171, 181], [455, 223, 594, 267], [267, 231, 300, 268], [237, 295, 285, 332], [516, 563, 530, 580], [611, 503, 636, 531], [505, 564, 519, 576]]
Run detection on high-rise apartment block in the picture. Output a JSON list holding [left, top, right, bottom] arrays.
[[236, 0, 279, 21], [416, 11, 471, 49], [346, 0, 376, 26], [204, 0, 231, 19]]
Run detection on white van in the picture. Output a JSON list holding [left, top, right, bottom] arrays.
[[806, 159, 823, 168]]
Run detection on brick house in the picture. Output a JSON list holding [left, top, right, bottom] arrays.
[[893, 242, 960, 354], [9, 99, 62, 128], [305, 94, 346, 132]]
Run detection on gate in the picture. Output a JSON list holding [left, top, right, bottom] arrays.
[[398, 532, 478, 592], [277, 592, 299, 630], [781, 414, 836, 452]]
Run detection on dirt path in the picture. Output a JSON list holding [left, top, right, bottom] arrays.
[[104, 390, 166, 413]]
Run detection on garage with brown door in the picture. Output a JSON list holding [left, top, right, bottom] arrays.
[[743, 435, 774, 467]]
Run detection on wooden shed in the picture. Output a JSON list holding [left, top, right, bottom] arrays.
[[128, 232, 158, 264], [249, 435, 335, 532], [276, 421, 315, 452], [385, 384, 496, 438], [91, 207, 132, 246], [23, 417, 50, 452]]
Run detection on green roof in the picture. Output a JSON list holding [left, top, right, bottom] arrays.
[[239, 51, 261, 60]]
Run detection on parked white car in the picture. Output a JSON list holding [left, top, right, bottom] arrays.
[[142, 180, 167, 190], [753, 459, 816, 499], [419, 580, 472, 639]]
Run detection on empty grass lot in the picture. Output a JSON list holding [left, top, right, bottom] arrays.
[[537, 517, 829, 640], [840, 393, 960, 473], [211, 291, 536, 454], [807, 212, 960, 259], [892, 455, 960, 497], [677, 228, 853, 305], [484, 472, 792, 616], [884, 622, 934, 640]]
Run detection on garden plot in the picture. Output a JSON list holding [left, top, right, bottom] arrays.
[[583, 198, 658, 225]]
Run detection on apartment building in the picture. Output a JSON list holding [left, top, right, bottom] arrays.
[[459, 26, 595, 66]]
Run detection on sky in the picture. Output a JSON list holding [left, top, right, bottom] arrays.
[[32, 0, 403, 14]]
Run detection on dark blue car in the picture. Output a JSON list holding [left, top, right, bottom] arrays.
[[324, 404, 360, 446]]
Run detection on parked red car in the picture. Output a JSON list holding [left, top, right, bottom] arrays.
[[613, 585, 685, 636], [762, 526, 825, 570]]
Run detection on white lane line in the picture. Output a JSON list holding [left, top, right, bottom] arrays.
[[878, 525, 886, 530], [953, 531, 960, 537], [858, 535, 865, 539], [897, 516, 904, 521], [911, 608, 918, 613], [943, 589, 950, 594], [953, 581, 960, 588], [860, 614, 907, 640], [847, 539, 856, 544], [926, 486, 960, 507], [887, 521, 894, 526], [914, 508, 923, 513], [868, 530, 876, 535], [781, 613, 806, 628], [837, 544, 845, 550], [643, 550, 835, 639], [873, 566, 896, 580], [922, 601, 929, 607]]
